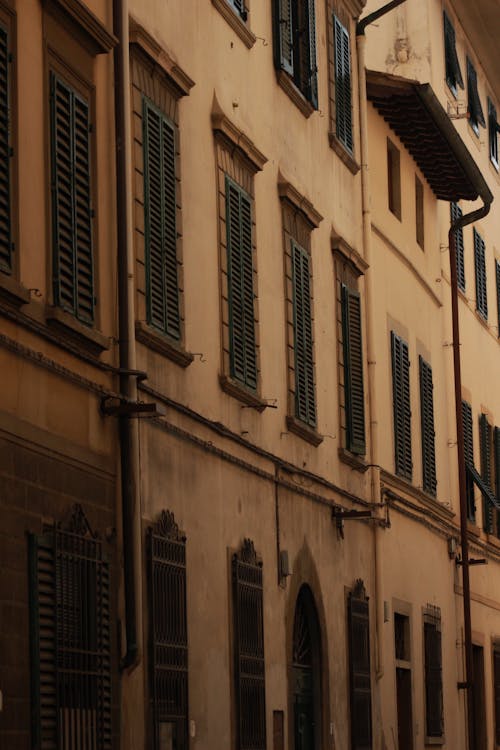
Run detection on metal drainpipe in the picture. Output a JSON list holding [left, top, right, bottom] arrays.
[[113, 0, 142, 673], [449, 200, 491, 750], [356, 0, 408, 684]]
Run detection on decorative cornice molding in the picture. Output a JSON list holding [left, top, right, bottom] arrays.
[[43, 0, 117, 55], [331, 229, 368, 275], [211, 94, 267, 172], [278, 172, 323, 229]]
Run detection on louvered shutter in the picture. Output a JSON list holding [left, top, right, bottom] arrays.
[[489, 98, 499, 164], [226, 177, 257, 391], [50, 73, 94, 324], [143, 99, 180, 340], [341, 284, 365, 454], [443, 12, 463, 91], [292, 241, 316, 427], [495, 260, 500, 338], [0, 23, 11, 273], [334, 16, 353, 152], [473, 229, 487, 319], [391, 332, 412, 480], [273, 0, 293, 75], [233, 541, 266, 750], [462, 401, 475, 522], [467, 58, 485, 129], [148, 514, 188, 750], [419, 357, 437, 496], [494, 648, 500, 745], [306, 0, 318, 108], [450, 203, 465, 292], [479, 414, 493, 532], [348, 582, 372, 750], [229, 0, 247, 20], [424, 622, 443, 738]]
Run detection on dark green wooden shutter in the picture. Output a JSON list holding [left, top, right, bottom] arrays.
[[334, 16, 353, 152], [273, 0, 293, 75], [467, 58, 485, 130], [424, 621, 443, 738], [494, 647, 500, 745], [443, 12, 463, 92], [348, 581, 372, 750], [341, 284, 365, 454], [495, 260, 500, 338], [292, 241, 316, 427], [419, 357, 437, 496], [0, 23, 12, 273], [479, 414, 493, 532], [226, 177, 257, 390], [391, 332, 412, 480], [50, 72, 94, 324], [473, 228, 487, 319], [462, 400, 475, 522], [143, 98, 181, 340], [450, 202, 465, 292], [489, 98, 499, 165], [307, 0, 318, 108], [495, 427, 500, 538]]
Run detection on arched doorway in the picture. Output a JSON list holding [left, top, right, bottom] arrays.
[[292, 585, 322, 750]]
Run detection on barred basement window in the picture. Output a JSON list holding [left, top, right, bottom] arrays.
[[479, 413, 493, 533], [272, 0, 318, 109], [29, 505, 112, 750], [391, 331, 412, 480], [334, 15, 353, 153], [443, 11, 463, 96], [462, 400, 475, 522], [488, 98, 499, 169], [0, 17, 12, 275], [292, 585, 322, 750], [419, 357, 436, 496], [450, 202, 465, 292], [494, 643, 500, 746], [348, 580, 372, 750], [423, 605, 443, 739], [148, 510, 188, 750], [50, 71, 94, 324], [232, 539, 266, 750], [467, 58, 485, 136], [473, 228, 487, 320], [341, 283, 365, 455]]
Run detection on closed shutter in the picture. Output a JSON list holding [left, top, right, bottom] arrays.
[[496, 260, 500, 338], [0, 23, 12, 273], [489, 98, 499, 165], [341, 284, 365, 454], [479, 414, 493, 532], [292, 241, 316, 427], [143, 99, 180, 340], [450, 202, 465, 292], [306, 0, 318, 108], [272, 0, 293, 75], [494, 647, 500, 745], [50, 72, 94, 324], [348, 581, 372, 750], [233, 540, 266, 750], [424, 621, 443, 738], [419, 357, 437, 496], [226, 177, 257, 390], [443, 12, 463, 91], [495, 427, 500, 538], [334, 16, 353, 152], [391, 332, 412, 480], [467, 58, 485, 130], [148, 511, 188, 750], [462, 400, 475, 522], [473, 229, 487, 319]]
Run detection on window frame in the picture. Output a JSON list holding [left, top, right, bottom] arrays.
[[211, 0, 256, 48]]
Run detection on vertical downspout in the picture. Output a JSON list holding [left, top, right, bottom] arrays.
[[449, 201, 491, 750]]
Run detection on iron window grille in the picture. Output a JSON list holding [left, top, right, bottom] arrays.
[[462, 400, 475, 522], [232, 539, 266, 750], [334, 15, 353, 153], [292, 586, 321, 750], [466, 57, 485, 135], [443, 11, 463, 96], [348, 580, 372, 750], [419, 357, 437, 497], [450, 202, 465, 292], [488, 98, 499, 168], [341, 283, 365, 455], [391, 331, 412, 480], [272, 0, 318, 108], [291, 240, 316, 428], [147, 510, 188, 750], [0, 21, 12, 274], [423, 605, 443, 739], [473, 228, 487, 320], [29, 504, 112, 750]]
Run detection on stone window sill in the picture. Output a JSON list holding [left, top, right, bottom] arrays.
[[424, 735, 445, 746], [0, 272, 31, 308], [328, 132, 360, 175], [45, 306, 110, 356], [286, 415, 323, 446], [219, 374, 267, 411], [211, 0, 256, 49], [338, 447, 368, 472], [136, 321, 193, 368], [276, 70, 314, 119]]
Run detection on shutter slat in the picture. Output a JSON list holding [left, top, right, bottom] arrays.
[[467, 58, 486, 129], [479, 414, 493, 532], [462, 401, 475, 522], [342, 284, 365, 454], [273, 0, 293, 75], [473, 229, 488, 319], [424, 621, 443, 737], [334, 17, 353, 152], [307, 0, 318, 108], [392, 332, 412, 479], [292, 242, 316, 427], [450, 203, 465, 292], [419, 357, 437, 496], [443, 12, 464, 91]]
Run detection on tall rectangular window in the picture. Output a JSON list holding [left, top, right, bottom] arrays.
[[488, 98, 499, 169], [419, 357, 436, 496], [391, 332, 412, 480], [473, 228, 487, 319], [333, 15, 353, 153], [387, 139, 401, 220], [348, 581, 372, 750], [0, 19, 12, 274], [462, 400, 475, 522], [272, 0, 318, 108], [479, 413, 493, 533], [341, 283, 365, 454], [423, 607, 443, 740], [443, 11, 463, 95], [50, 72, 94, 324], [467, 58, 485, 136], [415, 176, 424, 249], [450, 202, 465, 292], [292, 241, 316, 428]]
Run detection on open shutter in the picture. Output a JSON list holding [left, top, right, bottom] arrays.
[[450, 202, 465, 292], [307, 0, 318, 108], [391, 332, 412, 480], [0, 23, 11, 273], [334, 16, 353, 152], [348, 581, 372, 750], [494, 648, 500, 745], [424, 621, 443, 738], [473, 229, 487, 319], [273, 0, 293, 75], [467, 58, 486, 129], [419, 357, 437, 496], [489, 98, 499, 164], [292, 241, 316, 427], [480, 414, 493, 532], [233, 539, 266, 750], [462, 401, 475, 522], [443, 12, 463, 91], [341, 284, 365, 454]]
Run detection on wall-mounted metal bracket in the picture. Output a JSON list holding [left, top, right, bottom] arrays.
[[455, 556, 487, 567], [100, 397, 166, 418], [332, 507, 372, 539]]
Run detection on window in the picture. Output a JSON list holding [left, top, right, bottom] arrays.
[[29, 505, 112, 750], [450, 202, 465, 292], [232, 539, 266, 750], [473, 228, 487, 320], [272, 0, 318, 111], [495, 427, 500, 538], [50, 71, 94, 324], [462, 400, 475, 522], [348, 580, 372, 750], [0, 14, 12, 275], [291, 241, 316, 429], [488, 98, 499, 168], [333, 15, 353, 153], [394, 611, 414, 750], [423, 606, 443, 740], [419, 357, 436, 496], [391, 332, 412, 480], [493, 643, 500, 746], [415, 176, 424, 249], [467, 57, 485, 135], [341, 283, 365, 455], [443, 11, 463, 96], [292, 585, 322, 750], [496, 260, 500, 338], [148, 511, 188, 749], [479, 414, 493, 533], [387, 139, 401, 220]]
